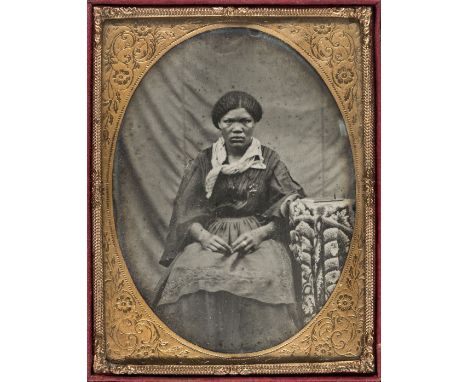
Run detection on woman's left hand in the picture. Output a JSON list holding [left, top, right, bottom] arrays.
[[231, 227, 267, 255]]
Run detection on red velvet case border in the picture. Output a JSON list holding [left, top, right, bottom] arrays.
[[87, 1, 381, 380]]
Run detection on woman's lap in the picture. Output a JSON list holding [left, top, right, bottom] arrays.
[[157, 239, 295, 306]]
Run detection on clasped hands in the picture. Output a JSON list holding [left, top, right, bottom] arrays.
[[189, 221, 277, 255], [198, 228, 266, 255]]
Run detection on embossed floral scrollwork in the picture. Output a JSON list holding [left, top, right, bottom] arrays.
[[303, 308, 358, 357], [100, 22, 201, 148], [110, 314, 161, 357], [309, 28, 355, 67], [309, 26, 358, 116], [270, 22, 360, 123], [94, 9, 374, 370], [103, 221, 189, 358], [101, 24, 159, 146], [109, 314, 193, 359]]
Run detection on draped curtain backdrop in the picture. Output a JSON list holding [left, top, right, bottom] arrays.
[[113, 28, 355, 303]]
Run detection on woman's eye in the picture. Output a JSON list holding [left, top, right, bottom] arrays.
[[221, 118, 252, 125]]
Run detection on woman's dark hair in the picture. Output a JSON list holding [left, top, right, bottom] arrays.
[[211, 91, 263, 128]]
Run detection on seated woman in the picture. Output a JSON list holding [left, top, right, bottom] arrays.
[[153, 91, 305, 353]]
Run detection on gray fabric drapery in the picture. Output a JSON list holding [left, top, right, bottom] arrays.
[[113, 28, 355, 304]]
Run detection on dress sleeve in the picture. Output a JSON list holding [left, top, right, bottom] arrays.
[[261, 159, 305, 222], [159, 154, 211, 267]]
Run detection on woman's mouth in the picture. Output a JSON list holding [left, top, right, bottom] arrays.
[[229, 137, 245, 143]]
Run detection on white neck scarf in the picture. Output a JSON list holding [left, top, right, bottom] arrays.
[[205, 137, 266, 198]]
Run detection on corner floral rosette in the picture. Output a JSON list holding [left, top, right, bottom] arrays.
[[115, 294, 134, 313], [336, 293, 354, 311], [134, 24, 152, 37], [333, 63, 356, 87], [313, 23, 333, 35], [110, 62, 133, 89], [315, 342, 333, 357], [135, 345, 157, 358]]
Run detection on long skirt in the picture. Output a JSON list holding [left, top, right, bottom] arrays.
[[154, 216, 299, 353]]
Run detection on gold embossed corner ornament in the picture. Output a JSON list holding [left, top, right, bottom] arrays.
[[91, 6, 376, 375]]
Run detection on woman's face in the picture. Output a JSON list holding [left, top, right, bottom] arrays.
[[218, 108, 255, 152]]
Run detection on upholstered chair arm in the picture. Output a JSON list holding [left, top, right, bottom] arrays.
[[288, 198, 355, 324]]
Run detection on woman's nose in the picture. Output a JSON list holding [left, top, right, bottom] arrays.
[[231, 123, 244, 132]]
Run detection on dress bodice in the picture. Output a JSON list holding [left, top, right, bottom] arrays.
[[209, 169, 268, 218]]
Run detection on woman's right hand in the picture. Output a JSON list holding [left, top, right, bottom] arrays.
[[189, 222, 231, 253], [198, 230, 231, 253]]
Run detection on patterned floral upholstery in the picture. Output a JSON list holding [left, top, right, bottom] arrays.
[[288, 198, 355, 325]]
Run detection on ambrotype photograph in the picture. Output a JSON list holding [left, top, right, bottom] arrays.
[[92, 5, 377, 376], [113, 28, 355, 353]]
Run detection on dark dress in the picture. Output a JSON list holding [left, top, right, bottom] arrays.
[[154, 144, 305, 353]]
